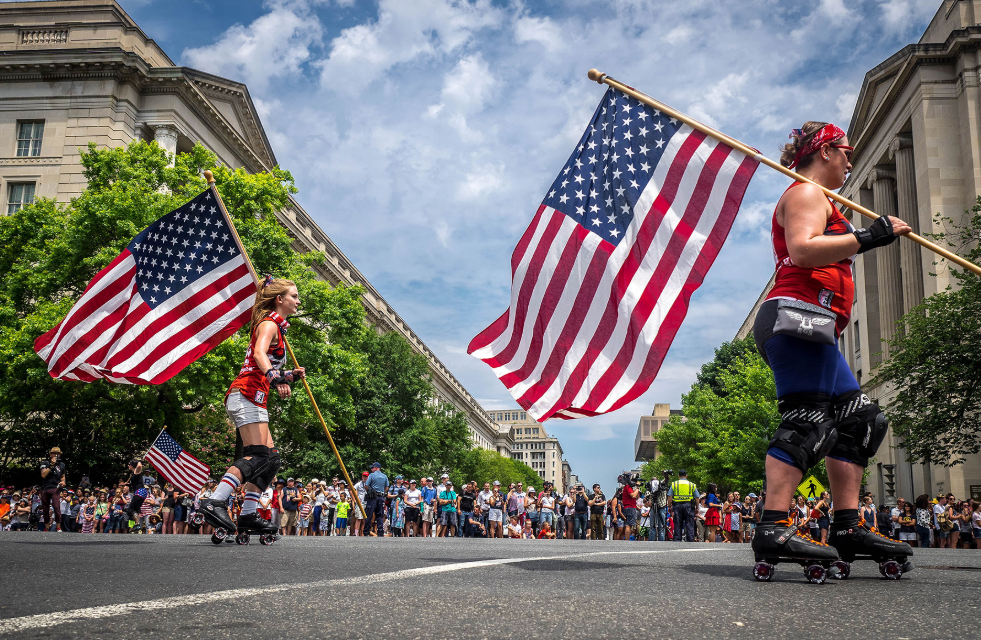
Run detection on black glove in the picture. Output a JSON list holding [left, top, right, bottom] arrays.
[[853, 216, 898, 254], [265, 369, 294, 389]]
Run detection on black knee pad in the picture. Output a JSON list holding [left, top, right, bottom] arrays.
[[768, 393, 838, 472], [231, 444, 271, 485], [830, 391, 888, 468], [253, 449, 281, 492]]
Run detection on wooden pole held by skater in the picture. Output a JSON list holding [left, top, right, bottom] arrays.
[[202, 170, 366, 520], [586, 69, 981, 278]]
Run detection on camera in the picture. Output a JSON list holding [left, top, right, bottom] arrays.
[[618, 472, 640, 487], [663, 469, 673, 477]]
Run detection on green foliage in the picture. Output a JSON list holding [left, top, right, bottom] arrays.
[[454, 448, 541, 490], [0, 141, 369, 482], [640, 337, 830, 495], [876, 198, 981, 466]]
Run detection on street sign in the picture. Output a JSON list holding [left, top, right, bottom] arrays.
[[797, 475, 826, 499]]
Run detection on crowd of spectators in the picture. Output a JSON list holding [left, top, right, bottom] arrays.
[[2, 455, 979, 548]]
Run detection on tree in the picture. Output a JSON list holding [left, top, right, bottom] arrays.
[[454, 448, 541, 490], [694, 336, 758, 397], [876, 198, 981, 466], [0, 141, 370, 482]]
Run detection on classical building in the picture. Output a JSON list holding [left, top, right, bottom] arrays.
[[0, 0, 504, 452], [488, 409, 572, 492], [635, 403, 683, 462], [738, 0, 981, 504]]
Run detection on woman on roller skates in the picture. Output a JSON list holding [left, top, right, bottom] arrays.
[[751, 122, 915, 583], [199, 277, 304, 545]]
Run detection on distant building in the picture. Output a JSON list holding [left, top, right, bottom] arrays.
[[635, 403, 683, 462], [488, 409, 571, 492], [738, 1, 981, 504]]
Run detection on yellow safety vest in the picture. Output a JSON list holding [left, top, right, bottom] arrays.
[[671, 479, 695, 503]]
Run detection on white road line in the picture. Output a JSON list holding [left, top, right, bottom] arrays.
[[1, 548, 727, 633]]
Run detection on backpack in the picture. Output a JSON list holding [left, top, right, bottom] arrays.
[[937, 509, 954, 532]]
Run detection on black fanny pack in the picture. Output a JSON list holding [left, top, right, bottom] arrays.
[[754, 299, 837, 365]]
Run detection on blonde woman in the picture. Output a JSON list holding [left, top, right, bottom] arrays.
[[199, 278, 304, 543]]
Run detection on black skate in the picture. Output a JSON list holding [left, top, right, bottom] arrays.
[[752, 518, 842, 584], [199, 498, 236, 544], [235, 513, 279, 546], [830, 518, 914, 580]]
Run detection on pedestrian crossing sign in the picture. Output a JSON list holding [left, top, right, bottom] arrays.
[[797, 475, 826, 500]]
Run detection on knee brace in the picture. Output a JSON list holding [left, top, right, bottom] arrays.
[[254, 449, 281, 492], [232, 444, 271, 485], [829, 390, 888, 468], [768, 393, 838, 472]]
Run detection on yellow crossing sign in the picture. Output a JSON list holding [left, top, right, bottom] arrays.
[[797, 475, 826, 500]]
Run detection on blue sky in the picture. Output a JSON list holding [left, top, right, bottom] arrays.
[[118, 0, 939, 490]]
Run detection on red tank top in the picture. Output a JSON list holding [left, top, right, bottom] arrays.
[[766, 182, 855, 336], [226, 312, 289, 409]]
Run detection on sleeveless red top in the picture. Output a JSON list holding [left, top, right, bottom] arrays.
[[226, 312, 288, 409], [766, 182, 855, 336]]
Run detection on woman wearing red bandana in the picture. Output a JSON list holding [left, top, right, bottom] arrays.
[[750, 122, 915, 581], [199, 277, 306, 541]]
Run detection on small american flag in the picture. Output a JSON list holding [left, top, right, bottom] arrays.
[[469, 87, 759, 421], [145, 430, 211, 494], [34, 187, 256, 384]]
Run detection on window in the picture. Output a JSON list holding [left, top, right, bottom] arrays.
[[16, 121, 44, 157], [521, 412, 526, 419], [533, 428, 539, 434], [7, 182, 35, 214]]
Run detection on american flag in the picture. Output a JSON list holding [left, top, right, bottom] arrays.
[[468, 88, 759, 421], [34, 187, 257, 384], [144, 430, 211, 493]]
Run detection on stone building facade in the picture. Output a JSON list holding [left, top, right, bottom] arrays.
[[738, 0, 981, 504], [487, 408, 572, 492], [0, 0, 506, 454], [634, 403, 683, 462]]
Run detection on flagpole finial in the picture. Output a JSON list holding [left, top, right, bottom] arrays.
[[588, 69, 605, 83], [203, 170, 215, 185]]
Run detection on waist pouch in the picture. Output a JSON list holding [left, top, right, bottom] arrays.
[[754, 299, 837, 365]]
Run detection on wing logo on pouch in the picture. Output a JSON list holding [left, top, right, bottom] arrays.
[[785, 311, 833, 337]]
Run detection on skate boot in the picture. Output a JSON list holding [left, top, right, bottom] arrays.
[[199, 498, 236, 545], [235, 512, 279, 546], [830, 518, 914, 580], [752, 518, 841, 584]]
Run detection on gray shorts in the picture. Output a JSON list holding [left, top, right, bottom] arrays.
[[441, 511, 457, 526], [225, 391, 268, 428]]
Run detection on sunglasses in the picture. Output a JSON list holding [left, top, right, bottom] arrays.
[[828, 143, 854, 161]]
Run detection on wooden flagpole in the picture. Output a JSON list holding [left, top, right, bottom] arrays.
[[587, 69, 981, 278], [202, 170, 366, 520]]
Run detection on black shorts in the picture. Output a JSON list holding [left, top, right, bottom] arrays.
[[404, 506, 420, 524]]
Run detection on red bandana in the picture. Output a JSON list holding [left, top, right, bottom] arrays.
[[788, 124, 846, 169]]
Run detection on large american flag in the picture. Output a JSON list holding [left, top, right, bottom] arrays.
[[469, 88, 759, 421], [144, 430, 211, 493], [34, 187, 257, 384]]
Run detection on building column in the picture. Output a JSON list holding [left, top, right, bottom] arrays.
[[867, 166, 903, 358], [890, 134, 924, 315], [153, 124, 179, 166]]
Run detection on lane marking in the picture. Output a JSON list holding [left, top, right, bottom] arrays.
[[0, 547, 727, 633]]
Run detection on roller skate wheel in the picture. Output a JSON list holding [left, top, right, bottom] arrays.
[[236, 532, 250, 545], [830, 560, 850, 580], [753, 562, 774, 582], [881, 560, 902, 580], [805, 564, 827, 584], [211, 528, 228, 545], [191, 513, 204, 526], [259, 534, 275, 546]]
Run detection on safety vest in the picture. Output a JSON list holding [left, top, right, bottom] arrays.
[[671, 479, 696, 503]]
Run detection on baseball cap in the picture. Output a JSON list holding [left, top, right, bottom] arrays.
[[441, 473, 449, 479], [396, 475, 403, 480], [409, 479, 417, 484], [747, 493, 757, 498], [287, 477, 295, 482], [528, 486, 535, 493], [276, 479, 286, 486], [362, 471, 369, 477], [371, 462, 381, 469], [493, 480, 501, 486], [311, 478, 319, 484]]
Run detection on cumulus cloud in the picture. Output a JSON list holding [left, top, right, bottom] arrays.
[[182, 1, 322, 91]]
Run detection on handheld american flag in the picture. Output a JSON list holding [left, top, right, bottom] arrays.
[[468, 87, 759, 421], [145, 430, 211, 494], [34, 187, 257, 384]]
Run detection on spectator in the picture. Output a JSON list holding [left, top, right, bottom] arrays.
[[877, 504, 893, 538], [477, 482, 493, 530], [421, 477, 437, 538], [524, 487, 539, 535], [353, 472, 368, 536], [94, 491, 109, 533], [281, 477, 300, 536], [298, 495, 312, 536], [572, 485, 589, 540], [458, 482, 477, 538], [610, 488, 625, 540], [522, 518, 535, 539], [487, 482, 504, 539], [39, 447, 66, 532], [741, 495, 755, 543], [702, 483, 721, 542], [972, 502, 981, 549], [507, 515, 522, 538], [695, 496, 709, 542], [537, 520, 556, 539], [467, 506, 487, 538], [403, 480, 422, 538], [537, 484, 555, 535], [335, 494, 350, 536], [589, 484, 607, 541], [437, 480, 458, 537], [859, 495, 876, 529], [897, 501, 917, 547], [389, 490, 406, 537]]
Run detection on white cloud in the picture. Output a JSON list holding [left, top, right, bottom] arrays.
[[879, 0, 940, 35], [181, 2, 322, 91], [513, 15, 564, 51], [316, 0, 504, 92]]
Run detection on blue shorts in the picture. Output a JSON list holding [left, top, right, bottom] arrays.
[[336, 517, 347, 529]]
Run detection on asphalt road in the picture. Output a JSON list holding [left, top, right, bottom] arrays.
[[1, 533, 978, 639]]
